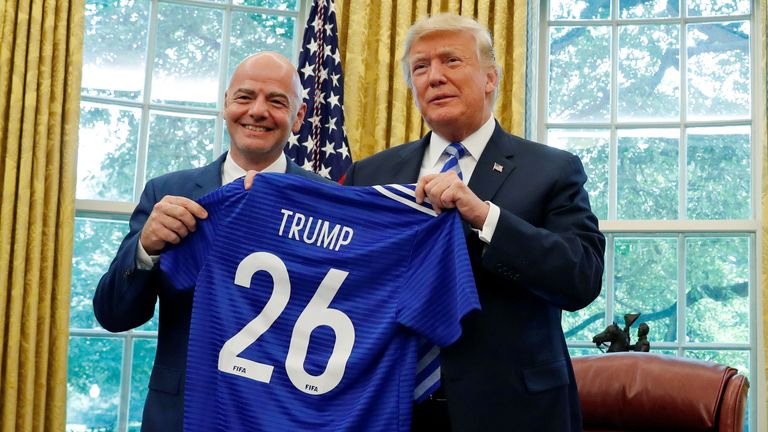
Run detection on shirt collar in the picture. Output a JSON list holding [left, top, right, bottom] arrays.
[[426, 115, 496, 167], [221, 152, 287, 184]]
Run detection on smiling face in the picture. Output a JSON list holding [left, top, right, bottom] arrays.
[[224, 53, 306, 171], [407, 30, 498, 142]]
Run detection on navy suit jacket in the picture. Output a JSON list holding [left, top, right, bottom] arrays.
[[93, 152, 328, 431], [344, 123, 605, 431]]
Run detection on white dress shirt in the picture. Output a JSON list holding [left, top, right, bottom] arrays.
[[418, 115, 501, 244]]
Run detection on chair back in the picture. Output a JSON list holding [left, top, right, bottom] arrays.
[[572, 352, 749, 431]]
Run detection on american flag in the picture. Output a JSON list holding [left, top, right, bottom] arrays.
[[285, 0, 352, 183]]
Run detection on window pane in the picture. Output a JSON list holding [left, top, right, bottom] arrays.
[[82, 0, 149, 100], [617, 129, 679, 219], [77, 103, 140, 201], [686, 349, 749, 376], [229, 12, 296, 80], [686, 237, 749, 343], [620, 0, 680, 18], [688, 0, 750, 16], [145, 111, 216, 181], [548, 26, 611, 122], [71, 217, 130, 329], [687, 126, 751, 219], [547, 129, 609, 219], [549, 0, 610, 20], [128, 339, 158, 432], [151, 4, 222, 107], [614, 238, 678, 342], [687, 22, 750, 120], [618, 25, 680, 121], [233, 0, 298, 11], [66, 337, 123, 431]]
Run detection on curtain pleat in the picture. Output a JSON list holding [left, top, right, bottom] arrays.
[[0, 0, 83, 429], [336, 0, 527, 161]]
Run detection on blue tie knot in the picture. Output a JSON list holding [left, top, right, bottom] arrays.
[[439, 142, 466, 179], [445, 142, 466, 159]]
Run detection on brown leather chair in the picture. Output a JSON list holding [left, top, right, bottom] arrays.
[[572, 352, 749, 431]]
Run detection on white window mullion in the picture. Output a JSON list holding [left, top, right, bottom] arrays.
[[134, 0, 160, 204], [679, 8, 689, 221], [117, 335, 134, 432], [214, 1, 233, 157], [608, 0, 619, 221], [534, 0, 547, 142], [677, 233, 686, 350], [604, 233, 615, 326]]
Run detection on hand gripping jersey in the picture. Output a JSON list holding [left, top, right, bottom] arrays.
[[161, 173, 479, 432]]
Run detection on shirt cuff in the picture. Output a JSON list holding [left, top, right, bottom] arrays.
[[136, 240, 160, 270], [477, 201, 500, 244]]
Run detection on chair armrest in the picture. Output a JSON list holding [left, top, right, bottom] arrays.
[[718, 373, 749, 431]]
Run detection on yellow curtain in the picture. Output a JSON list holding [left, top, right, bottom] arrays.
[[335, 0, 527, 160], [0, 0, 83, 429]]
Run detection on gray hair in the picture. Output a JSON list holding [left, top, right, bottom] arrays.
[[400, 13, 501, 103]]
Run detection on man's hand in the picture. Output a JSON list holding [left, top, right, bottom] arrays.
[[415, 172, 489, 229], [139, 196, 208, 255], [243, 170, 258, 190]]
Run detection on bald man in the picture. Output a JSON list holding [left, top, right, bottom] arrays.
[[94, 52, 328, 431]]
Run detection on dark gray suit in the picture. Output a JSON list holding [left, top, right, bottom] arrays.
[[344, 123, 605, 431], [93, 152, 328, 431]]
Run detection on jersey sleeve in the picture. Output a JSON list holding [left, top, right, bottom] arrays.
[[159, 179, 245, 290], [397, 210, 480, 347]]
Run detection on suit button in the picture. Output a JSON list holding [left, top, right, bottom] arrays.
[[124, 269, 133, 278]]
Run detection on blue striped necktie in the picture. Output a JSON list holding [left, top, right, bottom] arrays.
[[439, 142, 466, 179], [413, 142, 466, 404]]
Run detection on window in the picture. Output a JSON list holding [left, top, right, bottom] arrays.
[[67, 0, 305, 430], [536, 0, 760, 430]]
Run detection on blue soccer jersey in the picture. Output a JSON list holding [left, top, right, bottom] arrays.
[[160, 173, 479, 432]]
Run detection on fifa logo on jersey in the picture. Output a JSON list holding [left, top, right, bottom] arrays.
[[277, 208, 354, 251]]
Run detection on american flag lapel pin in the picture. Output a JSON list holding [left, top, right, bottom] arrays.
[[493, 162, 504, 173]]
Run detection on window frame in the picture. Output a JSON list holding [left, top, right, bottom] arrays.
[[530, 1, 765, 431]]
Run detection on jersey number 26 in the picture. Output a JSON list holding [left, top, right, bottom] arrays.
[[218, 251, 355, 395]]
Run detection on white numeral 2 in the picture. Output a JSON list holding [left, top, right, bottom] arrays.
[[218, 252, 355, 395]]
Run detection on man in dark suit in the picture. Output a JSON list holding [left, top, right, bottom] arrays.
[[93, 52, 327, 431], [343, 14, 605, 431]]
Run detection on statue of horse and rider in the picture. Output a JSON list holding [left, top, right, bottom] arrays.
[[592, 313, 651, 353]]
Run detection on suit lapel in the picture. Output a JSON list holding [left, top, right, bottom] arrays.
[[389, 134, 430, 183], [467, 123, 516, 202], [192, 152, 227, 199]]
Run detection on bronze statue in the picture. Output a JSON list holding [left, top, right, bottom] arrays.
[[632, 322, 650, 352], [592, 313, 651, 353]]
